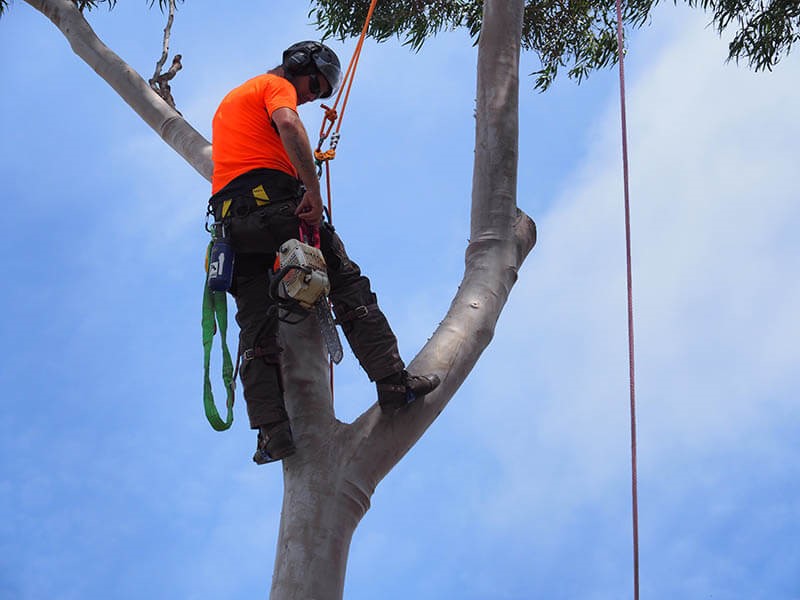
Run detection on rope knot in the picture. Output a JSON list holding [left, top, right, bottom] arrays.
[[320, 104, 338, 123]]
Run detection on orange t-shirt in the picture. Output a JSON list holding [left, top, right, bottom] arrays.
[[211, 73, 299, 193]]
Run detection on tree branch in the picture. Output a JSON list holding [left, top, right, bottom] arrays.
[[343, 0, 533, 489], [150, 0, 176, 84], [149, 0, 182, 110], [24, 0, 211, 180]]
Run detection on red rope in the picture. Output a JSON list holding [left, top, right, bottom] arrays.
[[614, 2, 640, 599], [324, 161, 334, 396]]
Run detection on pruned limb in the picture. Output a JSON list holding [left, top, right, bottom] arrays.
[[149, 0, 181, 110], [150, 54, 183, 111], [24, 0, 212, 180], [151, 0, 175, 82]]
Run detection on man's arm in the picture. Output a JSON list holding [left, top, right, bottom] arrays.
[[271, 107, 323, 224]]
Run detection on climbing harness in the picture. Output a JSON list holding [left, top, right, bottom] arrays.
[[613, 2, 640, 598]]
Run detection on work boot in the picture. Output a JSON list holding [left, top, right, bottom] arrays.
[[253, 421, 296, 465], [377, 370, 441, 414]]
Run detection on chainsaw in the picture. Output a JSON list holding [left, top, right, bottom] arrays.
[[270, 227, 343, 365]]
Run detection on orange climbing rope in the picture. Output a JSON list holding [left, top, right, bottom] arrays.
[[313, 0, 380, 393], [314, 0, 380, 218]]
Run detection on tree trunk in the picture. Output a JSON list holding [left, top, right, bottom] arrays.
[[271, 1, 533, 598], [25, 0, 535, 598]]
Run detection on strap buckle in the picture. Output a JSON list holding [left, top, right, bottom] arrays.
[[241, 346, 281, 363], [334, 304, 371, 325]]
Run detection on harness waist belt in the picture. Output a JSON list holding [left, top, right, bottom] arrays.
[[209, 168, 303, 220]]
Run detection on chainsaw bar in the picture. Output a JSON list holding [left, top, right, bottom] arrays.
[[315, 298, 343, 364]]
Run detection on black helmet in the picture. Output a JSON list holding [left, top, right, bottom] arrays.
[[282, 41, 341, 99]]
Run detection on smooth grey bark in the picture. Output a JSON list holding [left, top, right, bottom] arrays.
[[24, 0, 535, 598]]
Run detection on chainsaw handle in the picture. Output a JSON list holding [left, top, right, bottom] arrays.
[[269, 264, 312, 302]]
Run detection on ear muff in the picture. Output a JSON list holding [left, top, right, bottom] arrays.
[[283, 42, 321, 75], [286, 49, 310, 72]]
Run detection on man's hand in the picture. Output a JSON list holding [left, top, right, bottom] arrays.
[[272, 107, 324, 224], [295, 189, 324, 224]]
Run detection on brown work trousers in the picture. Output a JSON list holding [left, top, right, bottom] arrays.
[[210, 169, 404, 429]]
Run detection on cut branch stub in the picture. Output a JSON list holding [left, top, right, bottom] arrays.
[[149, 54, 183, 110], [149, 0, 180, 110]]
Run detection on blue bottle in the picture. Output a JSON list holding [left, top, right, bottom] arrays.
[[208, 234, 235, 292]]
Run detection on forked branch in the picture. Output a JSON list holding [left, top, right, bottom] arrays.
[[149, 0, 181, 110]]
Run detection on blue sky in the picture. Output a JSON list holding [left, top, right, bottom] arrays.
[[1, 1, 798, 599]]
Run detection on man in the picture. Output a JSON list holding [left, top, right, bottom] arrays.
[[209, 41, 440, 465]]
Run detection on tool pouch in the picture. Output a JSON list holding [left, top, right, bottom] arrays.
[[207, 228, 235, 292]]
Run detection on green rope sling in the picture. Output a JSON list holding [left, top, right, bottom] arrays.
[[202, 240, 235, 431]]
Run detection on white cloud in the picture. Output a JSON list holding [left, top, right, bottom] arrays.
[[469, 8, 800, 542]]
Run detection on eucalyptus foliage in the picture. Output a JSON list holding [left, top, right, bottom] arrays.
[[310, 0, 634, 89], [688, 0, 800, 71], [311, 0, 799, 89], [2, 0, 797, 88]]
